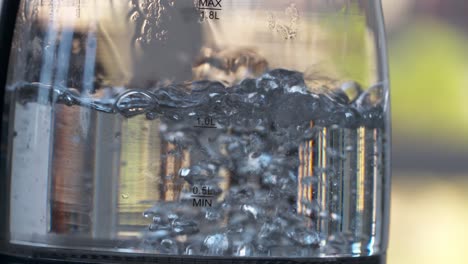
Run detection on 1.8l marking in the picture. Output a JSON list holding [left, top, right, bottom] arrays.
[[197, 0, 222, 21], [200, 10, 220, 20]]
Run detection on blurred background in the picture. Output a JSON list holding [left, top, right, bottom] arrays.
[[382, 0, 468, 263]]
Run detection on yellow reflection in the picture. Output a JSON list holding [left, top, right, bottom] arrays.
[[119, 116, 161, 228], [356, 127, 366, 212], [297, 121, 314, 215]]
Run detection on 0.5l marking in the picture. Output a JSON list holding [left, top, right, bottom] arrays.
[[191, 186, 214, 207]]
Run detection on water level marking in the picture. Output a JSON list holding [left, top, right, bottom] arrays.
[[195, 117, 218, 129], [191, 186, 214, 207], [196, 0, 222, 21]]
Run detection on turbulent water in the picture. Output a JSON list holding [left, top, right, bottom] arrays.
[[14, 69, 385, 127], [10, 69, 387, 257]]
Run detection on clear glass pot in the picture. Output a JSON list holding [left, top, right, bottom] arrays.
[[0, 1, 390, 263]]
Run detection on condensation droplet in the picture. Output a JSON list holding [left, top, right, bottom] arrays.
[[268, 3, 300, 40], [130, 11, 140, 21], [130, 0, 173, 44], [268, 13, 276, 30]]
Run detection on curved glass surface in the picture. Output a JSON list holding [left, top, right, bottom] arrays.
[[0, 0, 390, 261]]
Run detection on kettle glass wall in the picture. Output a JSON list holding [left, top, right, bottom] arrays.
[[0, 1, 390, 263]]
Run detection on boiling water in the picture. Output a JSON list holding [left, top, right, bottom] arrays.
[[5, 69, 387, 257]]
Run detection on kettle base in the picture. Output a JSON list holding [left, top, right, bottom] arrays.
[[0, 250, 385, 264]]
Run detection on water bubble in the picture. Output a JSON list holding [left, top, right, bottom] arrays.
[[332, 194, 339, 201], [146, 112, 157, 120], [241, 153, 272, 174], [165, 131, 185, 142], [286, 228, 320, 246], [152, 216, 162, 223], [319, 211, 329, 219], [250, 152, 261, 159], [235, 244, 254, 256], [115, 91, 154, 118], [229, 187, 255, 202], [161, 239, 174, 247], [205, 209, 222, 221], [241, 204, 262, 220], [327, 232, 351, 250], [178, 168, 190, 177], [301, 199, 321, 214], [285, 85, 307, 94], [256, 76, 280, 91], [228, 212, 250, 229], [259, 222, 281, 238], [255, 237, 275, 253], [334, 81, 362, 104], [302, 176, 318, 186], [167, 213, 179, 221], [172, 219, 199, 235], [331, 213, 341, 221], [159, 123, 168, 132], [160, 239, 178, 254], [185, 244, 199, 255], [143, 211, 154, 218], [203, 234, 229, 255], [356, 83, 385, 107], [327, 147, 345, 159], [148, 223, 171, 232], [60, 90, 78, 104]]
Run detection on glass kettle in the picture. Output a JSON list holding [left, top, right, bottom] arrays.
[[0, 1, 390, 263]]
